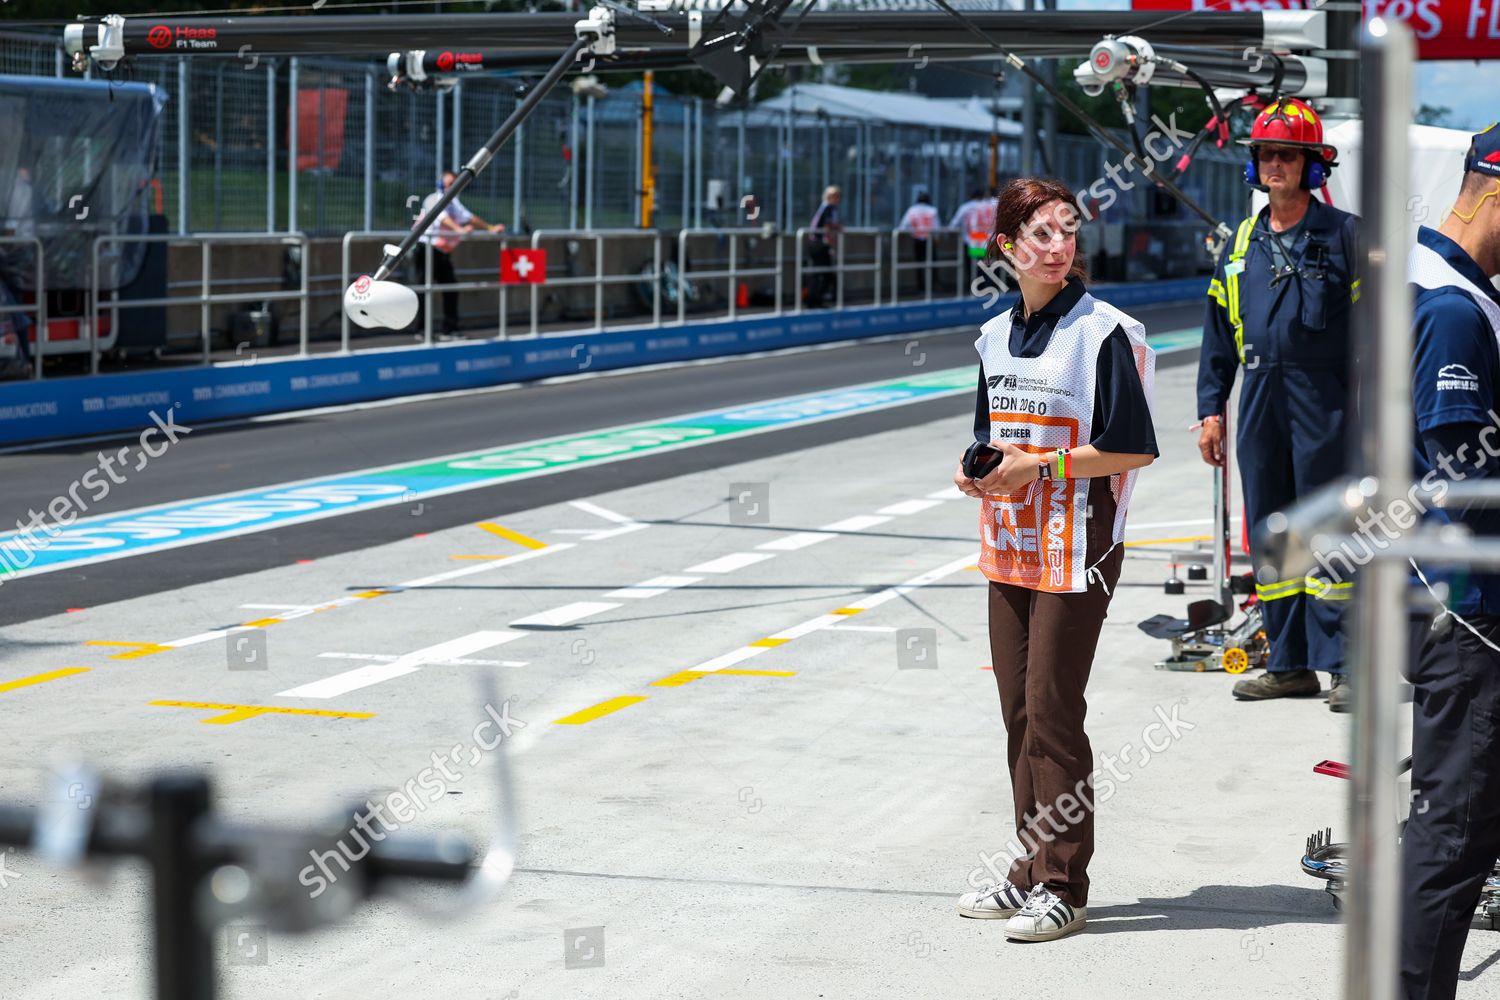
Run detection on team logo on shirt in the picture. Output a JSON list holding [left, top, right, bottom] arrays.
[[987, 375, 1018, 390], [1436, 363, 1480, 392]]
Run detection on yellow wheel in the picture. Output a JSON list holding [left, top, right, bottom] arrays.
[[1222, 647, 1250, 674]]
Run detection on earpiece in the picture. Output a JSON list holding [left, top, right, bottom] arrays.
[[1002, 242, 1015, 251]]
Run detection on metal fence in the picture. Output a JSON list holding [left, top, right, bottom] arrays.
[[1, 30, 1246, 241]]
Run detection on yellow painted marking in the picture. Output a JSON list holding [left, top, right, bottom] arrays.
[[553, 695, 648, 724], [0, 667, 91, 694], [715, 669, 796, 679], [150, 700, 376, 725], [1123, 535, 1213, 549], [964, 565, 981, 571], [750, 637, 791, 647], [478, 523, 547, 550], [651, 670, 708, 687], [652, 667, 796, 687], [354, 590, 390, 598], [240, 617, 283, 628], [85, 641, 173, 660], [831, 607, 864, 616]]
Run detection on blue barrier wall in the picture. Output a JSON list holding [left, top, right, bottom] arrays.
[[0, 278, 1206, 446]]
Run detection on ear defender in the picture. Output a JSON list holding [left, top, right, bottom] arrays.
[[1244, 158, 1261, 188], [1304, 158, 1327, 190], [1002, 242, 1015, 251]]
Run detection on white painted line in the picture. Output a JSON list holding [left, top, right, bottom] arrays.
[[756, 531, 836, 552], [569, 500, 639, 525], [551, 522, 650, 541], [819, 514, 892, 533], [926, 486, 966, 500], [160, 544, 576, 649], [771, 616, 846, 640], [604, 576, 702, 599], [685, 552, 774, 574], [510, 602, 621, 627], [237, 604, 307, 611], [877, 499, 943, 516], [316, 653, 527, 667], [279, 631, 527, 699], [167, 627, 255, 649], [396, 542, 572, 589], [693, 647, 767, 671]]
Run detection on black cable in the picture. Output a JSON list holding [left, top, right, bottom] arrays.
[[920, 0, 1230, 238]]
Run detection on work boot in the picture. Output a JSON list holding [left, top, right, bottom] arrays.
[[1232, 668, 1321, 700], [1327, 673, 1351, 713]]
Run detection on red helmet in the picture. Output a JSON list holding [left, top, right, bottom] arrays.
[[1241, 97, 1337, 162]]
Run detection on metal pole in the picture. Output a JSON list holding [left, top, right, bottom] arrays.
[[681, 97, 691, 230], [585, 94, 595, 231], [787, 95, 795, 234], [177, 59, 189, 235], [775, 113, 785, 231], [862, 122, 872, 228], [513, 88, 525, 233], [1021, 0, 1036, 175], [736, 103, 746, 215], [1343, 21, 1411, 1000], [570, 94, 580, 231], [693, 98, 703, 229], [453, 79, 463, 176], [214, 65, 224, 231], [821, 113, 830, 193], [364, 67, 375, 232], [200, 242, 211, 364], [288, 57, 299, 233], [436, 85, 447, 179], [266, 61, 276, 232]]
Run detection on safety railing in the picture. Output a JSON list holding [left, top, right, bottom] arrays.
[[7, 224, 992, 378], [793, 227, 885, 314], [0, 236, 45, 380], [529, 229, 664, 338], [888, 227, 972, 305], [675, 227, 784, 326], [90, 232, 309, 376]]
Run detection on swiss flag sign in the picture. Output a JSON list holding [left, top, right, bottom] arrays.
[[500, 248, 547, 284]]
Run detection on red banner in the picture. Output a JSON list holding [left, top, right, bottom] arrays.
[[1128, 0, 1500, 60], [500, 248, 547, 284], [289, 88, 349, 173]]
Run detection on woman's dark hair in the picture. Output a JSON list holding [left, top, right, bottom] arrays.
[[985, 176, 1089, 282]]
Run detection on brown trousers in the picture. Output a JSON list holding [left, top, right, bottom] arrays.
[[986, 543, 1123, 908]]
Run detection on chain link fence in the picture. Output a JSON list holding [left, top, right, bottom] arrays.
[[1, 30, 1244, 248]]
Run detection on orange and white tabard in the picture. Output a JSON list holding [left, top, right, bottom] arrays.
[[974, 293, 1154, 593]]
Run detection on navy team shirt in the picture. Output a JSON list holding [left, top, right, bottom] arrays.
[[1410, 226, 1500, 616]]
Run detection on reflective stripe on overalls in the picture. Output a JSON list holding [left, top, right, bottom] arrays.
[[1223, 216, 1255, 363], [1255, 576, 1354, 602]]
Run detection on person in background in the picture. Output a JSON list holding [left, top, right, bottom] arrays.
[[1195, 98, 1360, 711], [0, 165, 36, 375], [953, 185, 998, 288], [954, 176, 1157, 943], [1402, 124, 1500, 1000], [898, 191, 939, 295], [805, 185, 842, 308], [414, 169, 504, 337]]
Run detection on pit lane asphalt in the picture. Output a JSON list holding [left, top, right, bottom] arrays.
[[0, 301, 1200, 626]]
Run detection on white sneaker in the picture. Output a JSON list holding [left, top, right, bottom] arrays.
[[1003, 885, 1086, 942], [957, 879, 1030, 919]]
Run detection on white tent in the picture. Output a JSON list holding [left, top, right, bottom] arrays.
[[726, 82, 1023, 135]]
